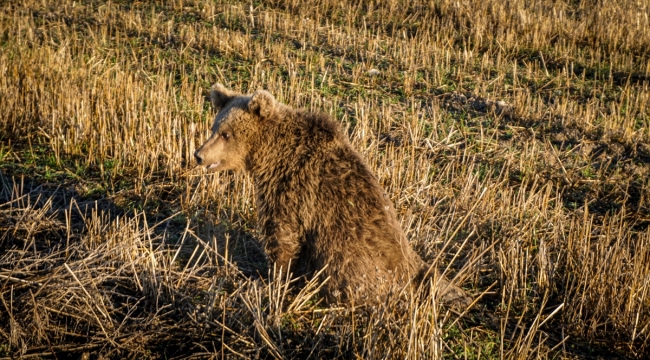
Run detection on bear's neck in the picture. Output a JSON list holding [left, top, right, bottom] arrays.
[[248, 115, 298, 183], [248, 110, 344, 196]]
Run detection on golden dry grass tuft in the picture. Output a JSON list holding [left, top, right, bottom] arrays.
[[1, 0, 649, 358]]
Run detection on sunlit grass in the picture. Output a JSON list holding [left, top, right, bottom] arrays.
[[0, 0, 649, 358]]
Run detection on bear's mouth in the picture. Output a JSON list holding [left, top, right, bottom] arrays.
[[206, 161, 221, 171]]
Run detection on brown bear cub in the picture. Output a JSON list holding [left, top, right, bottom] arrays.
[[195, 83, 469, 307]]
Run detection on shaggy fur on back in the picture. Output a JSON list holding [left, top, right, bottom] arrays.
[[194, 84, 469, 305]]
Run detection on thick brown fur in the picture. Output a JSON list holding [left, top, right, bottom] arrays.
[[195, 84, 470, 307]]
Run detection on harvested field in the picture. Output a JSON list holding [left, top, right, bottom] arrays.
[[1, 0, 649, 358]]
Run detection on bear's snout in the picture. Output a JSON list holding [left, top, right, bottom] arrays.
[[194, 150, 204, 165]]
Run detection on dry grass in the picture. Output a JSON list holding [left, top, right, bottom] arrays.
[[1, 0, 649, 358]]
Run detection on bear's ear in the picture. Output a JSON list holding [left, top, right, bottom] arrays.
[[210, 83, 237, 109], [248, 90, 275, 119]]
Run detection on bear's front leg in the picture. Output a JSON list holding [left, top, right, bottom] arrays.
[[261, 220, 301, 273]]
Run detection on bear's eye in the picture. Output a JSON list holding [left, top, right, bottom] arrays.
[[221, 131, 230, 140]]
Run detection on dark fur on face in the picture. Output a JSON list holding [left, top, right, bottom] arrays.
[[195, 83, 469, 306]]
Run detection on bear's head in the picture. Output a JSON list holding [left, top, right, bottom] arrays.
[[194, 83, 276, 173]]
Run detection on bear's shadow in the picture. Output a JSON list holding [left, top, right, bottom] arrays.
[[198, 219, 270, 279]]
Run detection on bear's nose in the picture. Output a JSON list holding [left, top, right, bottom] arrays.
[[194, 151, 203, 165]]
